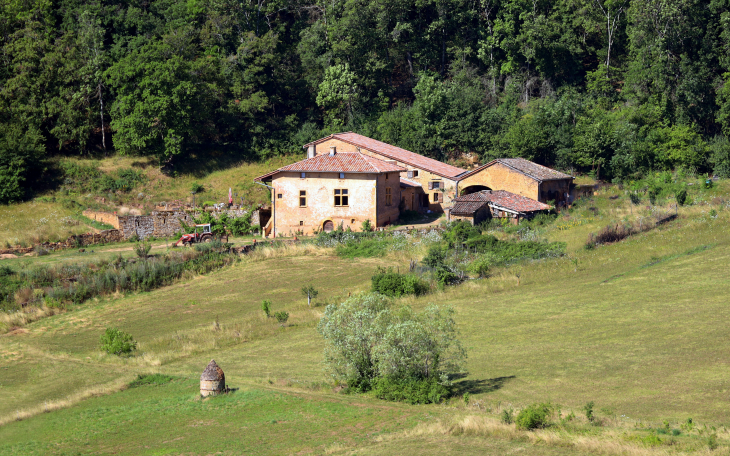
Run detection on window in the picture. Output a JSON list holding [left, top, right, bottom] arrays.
[[334, 188, 349, 206], [413, 170, 419, 178], [300, 221, 304, 226], [277, 193, 282, 199], [433, 192, 439, 202], [428, 181, 441, 190], [385, 173, 389, 180], [385, 187, 392, 206], [299, 190, 306, 207], [300, 172, 306, 179], [339, 172, 345, 179]]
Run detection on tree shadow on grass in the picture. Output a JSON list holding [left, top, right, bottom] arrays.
[[450, 374, 516, 395]]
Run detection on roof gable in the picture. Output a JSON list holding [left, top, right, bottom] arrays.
[[458, 158, 573, 182], [306, 132, 466, 179], [254, 153, 404, 181]]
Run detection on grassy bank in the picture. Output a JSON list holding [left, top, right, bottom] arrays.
[[0, 182, 729, 454]]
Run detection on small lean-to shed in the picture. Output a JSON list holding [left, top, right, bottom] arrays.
[[200, 359, 226, 397], [448, 190, 551, 225]]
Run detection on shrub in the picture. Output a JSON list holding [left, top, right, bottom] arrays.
[[128, 373, 174, 388], [274, 311, 289, 325], [261, 299, 271, 318], [100, 327, 137, 355], [629, 192, 641, 205], [371, 267, 430, 297], [361, 219, 373, 232], [422, 245, 447, 268], [501, 408, 514, 424], [584, 401, 595, 423], [336, 238, 389, 258], [371, 376, 448, 404], [515, 403, 553, 430], [675, 188, 688, 206], [191, 182, 205, 193], [134, 241, 152, 258]]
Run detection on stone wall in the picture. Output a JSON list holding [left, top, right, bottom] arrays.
[[0, 230, 123, 256], [82, 210, 120, 229], [118, 211, 193, 240]]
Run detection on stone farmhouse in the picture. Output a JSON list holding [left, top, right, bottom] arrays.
[[255, 133, 575, 236]]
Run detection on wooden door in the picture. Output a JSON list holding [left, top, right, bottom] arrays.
[[323, 220, 334, 232]]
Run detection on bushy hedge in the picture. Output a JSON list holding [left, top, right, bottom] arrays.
[[0, 246, 239, 313], [371, 267, 430, 297]]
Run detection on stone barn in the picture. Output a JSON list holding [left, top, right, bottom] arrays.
[[456, 158, 574, 207]]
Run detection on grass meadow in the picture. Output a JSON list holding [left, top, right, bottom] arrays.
[[0, 181, 729, 454]]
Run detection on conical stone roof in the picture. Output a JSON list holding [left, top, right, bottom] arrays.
[[200, 359, 225, 381]]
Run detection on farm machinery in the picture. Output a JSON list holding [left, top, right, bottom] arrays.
[[174, 224, 214, 246]]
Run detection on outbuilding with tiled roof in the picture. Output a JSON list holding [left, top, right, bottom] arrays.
[[448, 190, 551, 225], [456, 158, 574, 206]]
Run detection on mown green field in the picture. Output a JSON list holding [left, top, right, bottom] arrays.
[[1, 184, 730, 455]]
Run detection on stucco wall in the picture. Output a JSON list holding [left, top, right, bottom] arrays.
[[313, 138, 456, 213], [271, 172, 378, 236], [458, 163, 540, 200], [82, 210, 120, 229]]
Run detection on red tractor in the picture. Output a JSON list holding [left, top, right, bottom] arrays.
[[175, 224, 214, 246]]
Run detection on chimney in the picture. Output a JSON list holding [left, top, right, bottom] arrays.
[[329, 146, 336, 156]]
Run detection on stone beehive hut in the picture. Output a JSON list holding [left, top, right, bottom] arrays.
[[200, 359, 226, 397]]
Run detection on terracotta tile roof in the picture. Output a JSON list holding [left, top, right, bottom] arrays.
[[486, 190, 552, 212], [306, 132, 467, 179], [254, 153, 404, 181], [457, 158, 573, 182], [452, 190, 550, 214], [451, 200, 489, 215]]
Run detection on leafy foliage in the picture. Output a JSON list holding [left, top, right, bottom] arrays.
[[3, 0, 730, 202], [515, 403, 554, 430], [100, 327, 137, 355], [371, 267, 430, 297], [317, 293, 465, 402]]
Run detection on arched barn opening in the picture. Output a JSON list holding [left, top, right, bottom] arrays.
[[323, 220, 334, 232], [460, 185, 491, 196]]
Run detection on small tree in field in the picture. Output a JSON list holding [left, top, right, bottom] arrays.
[[261, 299, 271, 318], [317, 293, 465, 402], [301, 284, 319, 307], [274, 311, 289, 326]]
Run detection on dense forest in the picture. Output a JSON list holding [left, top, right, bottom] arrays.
[[2, 0, 730, 203]]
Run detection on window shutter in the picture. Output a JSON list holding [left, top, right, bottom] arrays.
[[407, 171, 413, 178], [438, 192, 444, 203], [428, 182, 433, 190]]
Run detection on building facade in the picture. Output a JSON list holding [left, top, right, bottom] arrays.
[[303, 133, 467, 213], [255, 152, 403, 236], [456, 158, 573, 206]]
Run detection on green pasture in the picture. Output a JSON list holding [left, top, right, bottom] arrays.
[[1, 185, 730, 454]]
